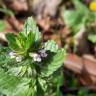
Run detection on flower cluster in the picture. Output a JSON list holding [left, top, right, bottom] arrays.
[[9, 52, 22, 62], [29, 53, 41, 62], [9, 49, 47, 63], [29, 49, 47, 62]]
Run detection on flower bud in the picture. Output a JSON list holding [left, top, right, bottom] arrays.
[[29, 52, 42, 62], [38, 49, 48, 57], [16, 56, 22, 62], [9, 52, 16, 58]]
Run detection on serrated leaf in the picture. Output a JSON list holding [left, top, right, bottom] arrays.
[[36, 79, 45, 96], [16, 32, 26, 49], [0, 68, 33, 96], [15, 32, 35, 55], [38, 78, 47, 92], [6, 33, 19, 51], [12, 83, 31, 96], [41, 49, 66, 77], [63, 0, 90, 34], [44, 40, 58, 52], [8, 67, 22, 76], [24, 17, 41, 44], [25, 32, 35, 51]]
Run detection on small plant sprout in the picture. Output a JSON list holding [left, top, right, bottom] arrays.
[[0, 17, 66, 96]]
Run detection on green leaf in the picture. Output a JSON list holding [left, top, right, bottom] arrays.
[[41, 49, 66, 77], [16, 32, 35, 52], [44, 40, 58, 52], [0, 68, 30, 96], [63, 0, 90, 34], [6, 33, 19, 51], [77, 89, 88, 96], [25, 32, 35, 51], [38, 78, 47, 92], [36, 79, 45, 96], [0, 20, 6, 32], [52, 72, 64, 96], [88, 34, 96, 44], [73, 0, 89, 12], [6, 17, 42, 55], [64, 10, 87, 34], [14, 31, 35, 55], [16, 32, 26, 49], [12, 83, 31, 96], [24, 17, 41, 44], [8, 67, 22, 76]]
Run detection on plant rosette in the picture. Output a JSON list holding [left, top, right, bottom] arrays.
[[0, 17, 66, 96]]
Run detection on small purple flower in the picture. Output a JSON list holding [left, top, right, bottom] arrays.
[[33, 55, 41, 62], [38, 49, 48, 58], [29, 53, 42, 62], [9, 52, 16, 58]]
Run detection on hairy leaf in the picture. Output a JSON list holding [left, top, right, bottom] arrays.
[[44, 40, 58, 52], [63, 0, 91, 34], [6, 33, 19, 51], [0, 68, 30, 96], [24, 17, 41, 44], [25, 32, 35, 51], [41, 49, 66, 77]]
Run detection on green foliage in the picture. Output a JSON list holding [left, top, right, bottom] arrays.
[[0, 20, 6, 32], [0, 17, 66, 96], [0, 68, 31, 96], [24, 17, 41, 48], [44, 40, 58, 52], [88, 34, 96, 44], [41, 49, 66, 77], [6, 33, 19, 51], [64, 0, 96, 35], [6, 17, 42, 56], [77, 89, 88, 96], [0, 8, 14, 17]]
